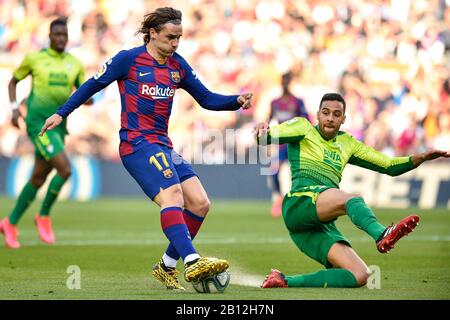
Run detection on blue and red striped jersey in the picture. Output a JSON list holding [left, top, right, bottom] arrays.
[[57, 45, 241, 157], [270, 95, 309, 124], [270, 94, 309, 154]]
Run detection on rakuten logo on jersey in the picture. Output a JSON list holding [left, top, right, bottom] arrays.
[[141, 84, 175, 100]]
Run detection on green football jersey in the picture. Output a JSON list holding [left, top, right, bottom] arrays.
[[13, 47, 85, 132], [265, 117, 416, 192]]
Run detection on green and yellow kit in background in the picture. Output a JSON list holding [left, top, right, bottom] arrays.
[[13, 47, 85, 160]]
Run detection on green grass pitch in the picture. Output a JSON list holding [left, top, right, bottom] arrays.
[[0, 197, 449, 300]]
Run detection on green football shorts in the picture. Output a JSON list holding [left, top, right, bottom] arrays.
[[29, 129, 66, 161], [282, 185, 351, 268]]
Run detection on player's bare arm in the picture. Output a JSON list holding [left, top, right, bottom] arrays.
[[8, 77, 21, 128]]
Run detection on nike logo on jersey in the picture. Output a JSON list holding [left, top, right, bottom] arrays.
[[139, 71, 152, 76]]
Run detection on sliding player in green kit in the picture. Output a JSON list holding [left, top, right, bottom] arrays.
[[0, 18, 91, 249], [254, 93, 450, 288]]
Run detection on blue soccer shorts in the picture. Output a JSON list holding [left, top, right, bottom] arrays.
[[121, 143, 197, 200]]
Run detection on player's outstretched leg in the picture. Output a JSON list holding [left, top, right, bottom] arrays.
[[153, 209, 204, 289], [152, 259, 185, 290], [158, 205, 229, 284], [184, 257, 229, 282], [376, 215, 420, 253], [261, 268, 359, 288]]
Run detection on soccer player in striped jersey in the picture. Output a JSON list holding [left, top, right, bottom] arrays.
[[40, 7, 253, 290], [267, 72, 310, 217], [255, 93, 449, 288], [0, 17, 91, 248]]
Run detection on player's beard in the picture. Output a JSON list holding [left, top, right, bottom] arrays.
[[320, 123, 339, 140]]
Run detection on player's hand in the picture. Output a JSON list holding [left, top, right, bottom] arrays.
[[422, 150, 450, 161], [39, 114, 63, 136], [11, 109, 21, 128], [237, 93, 253, 110], [252, 122, 270, 138], [412, 149, 450, 166]]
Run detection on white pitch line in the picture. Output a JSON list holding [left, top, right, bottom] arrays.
[[13, 235, 450, 247]]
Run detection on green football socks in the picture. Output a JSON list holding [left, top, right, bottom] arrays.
[[346, 197, 385, 241], [285, 269, 358, 288], [8, 182, 38, 225], [40, 175, 67, 216]]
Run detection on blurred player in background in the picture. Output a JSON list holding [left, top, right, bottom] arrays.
[[40, 7, 253, 290], [267, 72, 309, 217], [0, 17, 91, 249], [254, 93, 449, 288]]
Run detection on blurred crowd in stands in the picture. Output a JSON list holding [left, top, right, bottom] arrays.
[[0, 0, 449, 163]]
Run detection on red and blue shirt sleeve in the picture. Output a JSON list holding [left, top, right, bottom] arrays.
[[57, 50, 132, 118], [177, 54, 241, 111]]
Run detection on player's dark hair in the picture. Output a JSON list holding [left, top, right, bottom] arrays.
[[136, 7, 182, 44], [319, 93, 346, 113], [50, 17, 68, 32]]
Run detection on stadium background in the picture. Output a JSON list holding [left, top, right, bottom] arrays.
[[0, 0, 449, 206], [0, 0, 449, 301]]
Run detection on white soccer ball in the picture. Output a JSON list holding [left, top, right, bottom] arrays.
[[192, 270, 231, 293]]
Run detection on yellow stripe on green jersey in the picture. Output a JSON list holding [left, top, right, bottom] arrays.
[[265, 117, 416, 192], [13, 47, 85, 131]]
